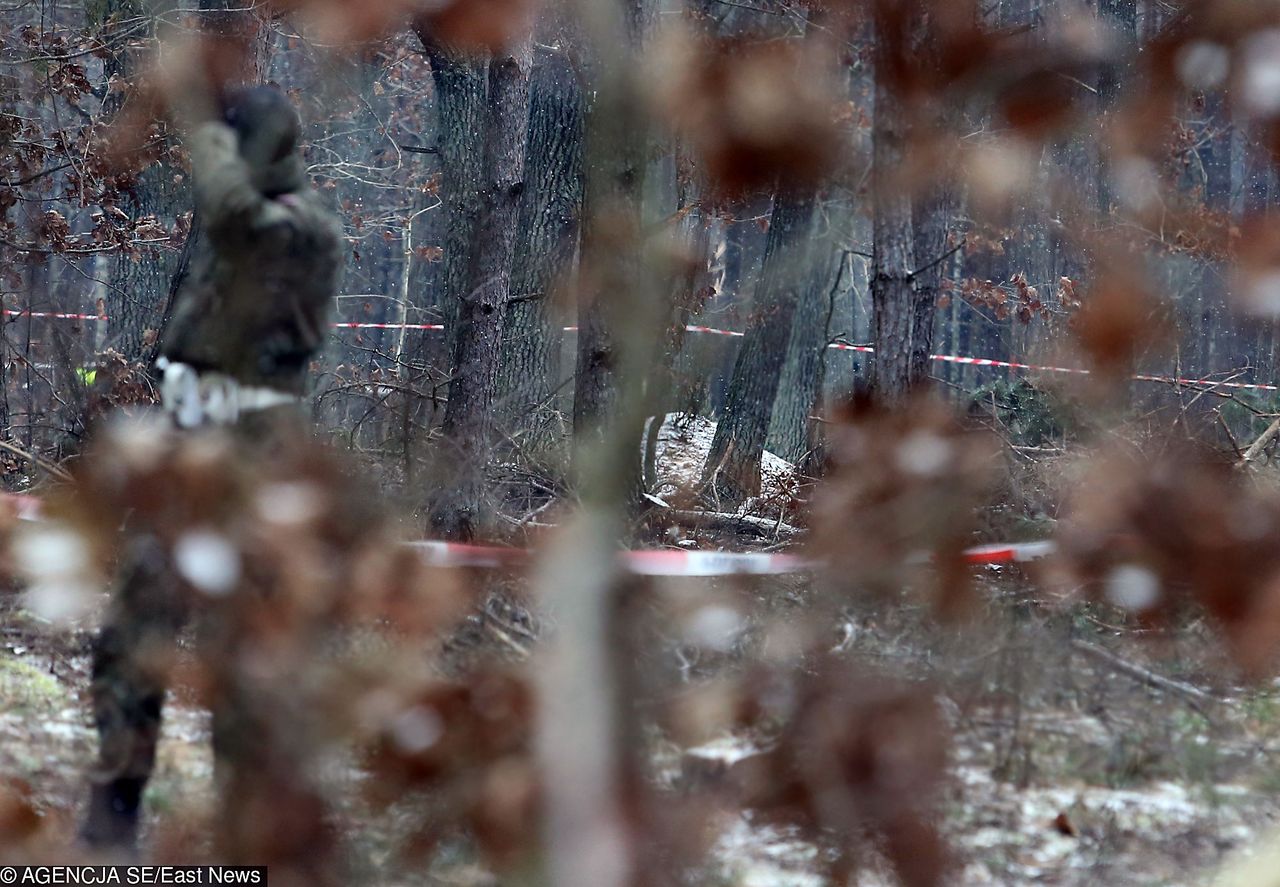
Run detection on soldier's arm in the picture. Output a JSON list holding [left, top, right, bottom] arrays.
[[187, 121, 268, 236]]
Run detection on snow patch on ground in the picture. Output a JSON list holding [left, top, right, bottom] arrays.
[[681, 723, 1274, 886], [649, 414, 798, 511], [714, 815, 827, 887]]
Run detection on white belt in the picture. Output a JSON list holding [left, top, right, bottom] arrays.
[[156, 357, 299, 428]]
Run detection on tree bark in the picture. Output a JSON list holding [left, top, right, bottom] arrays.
[[767, 203, 846, 464], [1096, 0, 1137, 214], [497, 49, 584, 445], [199, 0, 271, 80], [98, 1, 182, 363], [429, 39, 534, 540], [870, 9, 917, 406], [909, 187, 953, 385], [700, 189, 816, 505], [571, 0, 655, 446], [417, 32, 488, 374], [643, 192, 714, 489], [905, 6, 957, 389]]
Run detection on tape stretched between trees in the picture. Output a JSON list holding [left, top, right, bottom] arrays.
[[7, 309, 1274, 393], [3, 493, 1053, 574]]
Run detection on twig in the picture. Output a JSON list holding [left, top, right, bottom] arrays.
[[0, 438, 71, 482], [1057, 72, 1099, 95], [909, 237, 967, 279], [1010, 444, 1065, 455], [485, 621, 530, 658], [1071, 639, 1218, 709], [666, 509, 802, 538], [1240, 415, 1280, 466], [1216, 410, 1243, 460]]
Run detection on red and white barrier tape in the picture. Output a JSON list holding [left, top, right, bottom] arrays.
[[382, 537, 1060, 574], [409, 542, 824, 575], [1, 305, 455, 330], [960, 540, 1058, 564], [333, 321, 445, 331], [3, 309, 107, 322], [1, 493, 42, 522], [5, 491, 1052, 573], [11, 307, 1273, 393]]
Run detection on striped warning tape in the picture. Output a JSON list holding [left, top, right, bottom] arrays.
[[410, 542, 822, 575], [1, 309, 450, 331], [3, 309, 107, 322], [1, 493, 43, 522], [960, 540, 1059, 564], [5, 492, 1053, 572], [7, 307, 1272, 391], [333, 321, 445, 330], [690, 329, 1277, 392], [353, 534, 1058, 574]]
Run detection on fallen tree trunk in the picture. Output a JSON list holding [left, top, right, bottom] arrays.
[[666, 509, 802, 539]]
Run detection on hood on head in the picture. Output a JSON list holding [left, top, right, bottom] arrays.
[[224, 85, 305, 197]]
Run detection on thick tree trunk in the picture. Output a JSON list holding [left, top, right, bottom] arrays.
[[497, 50, 584, 445], [199, 0, 271, 79], [700, 190, 816, 505], [643, 197, 714, 488], [572, 0, 655, 446], [767, 204, 845, 464], [1096, 0, 1137, 214], [418, 33, 488, 374], [870, 27, 916, 406], [905, 5, 958, 389], [710, 212, 758, 414], [99, 1, 180, 363], [429, 39, 533, 540], [106, 181, 184, 362], [909, 187, 953, 385]]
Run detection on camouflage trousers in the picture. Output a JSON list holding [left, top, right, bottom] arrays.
[[83, 535, 187, 848], [82, 412, 338, 881], [84, 541, 338, 882]]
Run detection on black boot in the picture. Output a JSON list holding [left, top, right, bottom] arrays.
[[81, 777, 145, 851]]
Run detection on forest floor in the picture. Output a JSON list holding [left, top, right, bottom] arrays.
[[3, 565, 1280, 886], [676, 570, 1280, 887]]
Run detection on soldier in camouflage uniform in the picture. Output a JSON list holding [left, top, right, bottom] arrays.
[[83, 86, 343, 852], [160, 86, 342, 402]]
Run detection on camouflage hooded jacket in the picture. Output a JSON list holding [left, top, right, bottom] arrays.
[[160, 120, 343, 395]]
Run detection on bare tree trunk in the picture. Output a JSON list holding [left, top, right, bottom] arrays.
[[903, 6, 956, 389], [572, 2, 654, 448], [909, 187, 953, 385], [1096, 0, 1137, 214], [768, 217, 846, 465], [497, 49, 584, 446], [709, 212, 757, 414], [643, 191, 714, 489], [429, 38, 534, 540], [870, 7, 916, 406], [98, 1, 185, 363], [533, 0, 673, 883], [700, 189, 816, 505], [198, 0, 271, 79], [417, 32, 488, 374]]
